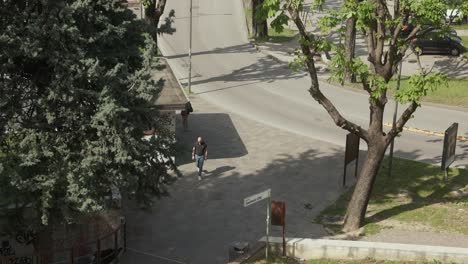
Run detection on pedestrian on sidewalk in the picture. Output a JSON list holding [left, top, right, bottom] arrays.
[[192, 136, 208, 180], [181, 110, 189, 131], [181, 102, 193, 131]]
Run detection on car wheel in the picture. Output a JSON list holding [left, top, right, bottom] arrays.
[[450, 48, 460, 56]]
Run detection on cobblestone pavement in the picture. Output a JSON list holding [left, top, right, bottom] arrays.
[[120, 95, 468, 264], [120, 95, 353, 264]]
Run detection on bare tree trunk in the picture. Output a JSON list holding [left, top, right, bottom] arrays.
[[252, 0, 258, 37], [258, 18, 268, 38], [144, 0, 168, 55], [344, 17, 357, 83], [252, 0, 268, 38], [343, 140, 387, 231]]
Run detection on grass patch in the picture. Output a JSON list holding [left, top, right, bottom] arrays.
[[390, 78, 468, 108], [332, 78, 468, 108], [246, 255, 299, 264], [241, 0, 297, 43], [254, 28, 298, 43], [461, 36, 468, 58], [315, 157, 468, 236], [452, 23, 468, 30], [362, 222, 386, 236]]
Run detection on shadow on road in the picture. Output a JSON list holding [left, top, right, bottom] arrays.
[[164, 44, 257, 60], [123, 99, 468, 263], [175, 113, 248, 166], [190, 55, 305, 88], [204, 165, 236, 178], [430, 56, 468, 78]]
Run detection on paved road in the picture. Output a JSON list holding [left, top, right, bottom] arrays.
[[160, 0, 468, 168], [121, 3, 468, 263], [121, 96, 352, 263]]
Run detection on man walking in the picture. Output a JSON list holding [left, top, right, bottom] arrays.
[[181, 102, 193, 132], [192, 136, 208, 180]]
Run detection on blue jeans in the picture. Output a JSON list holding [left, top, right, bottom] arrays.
[[195, 155, 205, 175]]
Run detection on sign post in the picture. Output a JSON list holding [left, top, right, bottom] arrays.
[[441, 123, 458, 181], [388, 59, 403, 178], [271, 201, 286, 256], [244, 189, 271, 260], [188, 0, 193, 93], [343, 133, 360, 187]]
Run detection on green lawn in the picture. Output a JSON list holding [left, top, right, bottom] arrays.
[[390, 78, 468, 108], [452, 24, 468, 30], [254, 28, 298, 43], [316, 157, 468, 236], [461, 36, 468, 58], [241, 0, 297, 43], [341, 78, 468, 108]]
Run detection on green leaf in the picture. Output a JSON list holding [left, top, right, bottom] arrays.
[[395, 73, 448, 104]]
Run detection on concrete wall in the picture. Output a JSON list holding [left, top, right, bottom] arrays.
[[261, 237, 468, 263]]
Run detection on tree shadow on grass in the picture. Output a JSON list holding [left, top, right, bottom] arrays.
[[362, 154, 468, 231], [317, 146, 468, 235], [124, 134, 467, 263]]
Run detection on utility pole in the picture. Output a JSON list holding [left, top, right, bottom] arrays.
[[188, 0, 193, 94], [140, 1, 143, 19], [388, 59, 403, 177]]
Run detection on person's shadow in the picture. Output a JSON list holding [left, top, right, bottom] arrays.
[[203, 165, 236, 178]]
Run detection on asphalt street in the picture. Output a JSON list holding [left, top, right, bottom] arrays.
[[159, 0, 468, 168], [121, 96, 356, 264], [121, 1, 468, 263]]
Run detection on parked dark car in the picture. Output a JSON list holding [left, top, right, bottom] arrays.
[[400, 24, 458, 39], [410, 30, 465, 56]]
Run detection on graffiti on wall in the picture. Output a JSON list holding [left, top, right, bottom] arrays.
[[0, 240, 33, 264]]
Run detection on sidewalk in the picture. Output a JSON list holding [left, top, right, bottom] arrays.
[[120, 95, 352, 264], [118, 90, 468, 264], [457, 29, 468, 36]]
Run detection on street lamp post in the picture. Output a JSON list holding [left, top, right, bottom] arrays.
[[188, 0, 193, 94], [388, 59, 403, 177]]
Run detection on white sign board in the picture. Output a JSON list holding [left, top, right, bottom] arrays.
[[244, 189, 271, 207]]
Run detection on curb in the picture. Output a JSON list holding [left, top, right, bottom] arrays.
[[383, 122, 468, 142], [252, 40, 468, 142], [261, 237, 468, 263]]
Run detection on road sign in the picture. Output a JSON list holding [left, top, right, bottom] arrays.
[[442, 123, 458, 181], [271, 201, 286, 256], [343, 133, 360, 187], [271, 201, 285, 226], [243, 189, 272, 259], [243, 189, 271, 207]]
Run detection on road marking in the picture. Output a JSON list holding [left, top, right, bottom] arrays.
[[383, 123, 468, 142], [127, 248, 188, 264]]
